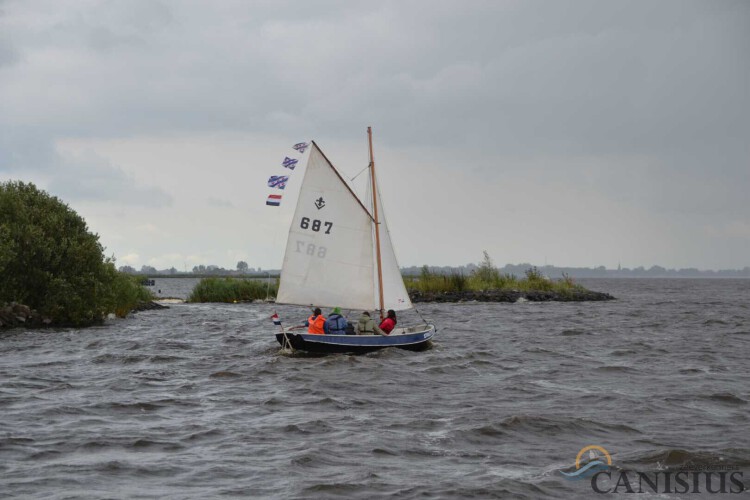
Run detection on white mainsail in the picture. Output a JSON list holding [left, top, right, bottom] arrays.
[[277, 142, 377, 310], [276, 140, 411, 312]]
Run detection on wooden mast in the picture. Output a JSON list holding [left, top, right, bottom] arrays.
[[368, 126, 385, 319]]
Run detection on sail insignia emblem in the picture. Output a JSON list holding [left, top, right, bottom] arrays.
[[314, 197, 326, 210]]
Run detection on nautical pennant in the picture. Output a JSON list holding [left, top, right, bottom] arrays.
[[266, 194, 282, 206], [267, 175, 288, 189], [293, 142, 309, 154], [282, 157, 298, 170]]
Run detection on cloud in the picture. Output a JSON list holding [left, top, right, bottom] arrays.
[[47, 151, 173, 207], [0, 36, 18, 68], [135, 223, 160, 234], [1, 0, 748, 269], [119, 253, 140, 265], [3, 1, 747, 152]]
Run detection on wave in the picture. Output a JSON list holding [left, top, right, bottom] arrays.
[[593, 365, 638, 374], [678, 367, 707, 374], [371, 447, 398, 456], [95, 401, 163, 413], [291, 448, 349, 468], [91, 354, 147, 364], [26, 449, 64, 460], [209, 370, 241, 378], [610, 349, 638, 356], [183, 428, 224, 442], [130, 438, 183, 451], [560, 329, 589, 336], [149, 355, 184, 363], [703, 319, 729, 326], [626, 448, 750, 468], [702, 392, 747, 405], [38, 382, 75, 392], [455, 415, 642, 443]]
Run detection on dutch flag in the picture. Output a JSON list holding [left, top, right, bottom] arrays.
[[271, 313, 282, 326], [266, 194, 281, 206]]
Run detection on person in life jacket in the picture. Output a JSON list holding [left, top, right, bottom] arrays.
[[355, 311, 386, 336], [305, 307, 327, 335], [379, 309, 397, 334], [327, 307, 348, 335]]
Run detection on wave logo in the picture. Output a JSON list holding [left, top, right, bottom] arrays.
[[560, 445, 612, 481]]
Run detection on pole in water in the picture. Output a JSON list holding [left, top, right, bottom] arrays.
[[274, 310, 294, 352]]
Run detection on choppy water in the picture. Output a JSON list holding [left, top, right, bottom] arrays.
[[1, 279, 749, 498]]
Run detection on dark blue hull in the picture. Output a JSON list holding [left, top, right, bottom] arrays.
[[275, 325, 435, 354]]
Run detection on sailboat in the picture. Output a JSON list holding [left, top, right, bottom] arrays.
[[273, 127, 436, 353]]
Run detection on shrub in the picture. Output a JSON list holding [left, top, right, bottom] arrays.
[[188, 277, 275, 303], [107, 271, 155, 318], [521, 266, 553, 291], [473, 250, 500, 285], [0, 181, 150, 325], [404, 266, 467, 294]]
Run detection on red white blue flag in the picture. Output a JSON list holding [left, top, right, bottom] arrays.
[[266, 194, 281, 206], [267, 175, 288, 189], [271, 313, 282, 326]]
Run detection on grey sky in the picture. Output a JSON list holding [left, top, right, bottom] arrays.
[[1, 0, 748, 270]]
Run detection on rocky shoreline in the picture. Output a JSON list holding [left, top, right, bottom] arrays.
[[131, 301, 170, 312], [409, 289, 615, 303], [0, 301, 169, 330], [0, 303, 51, 329]]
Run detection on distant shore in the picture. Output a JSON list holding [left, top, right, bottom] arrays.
[[409, 289, 615, 303]]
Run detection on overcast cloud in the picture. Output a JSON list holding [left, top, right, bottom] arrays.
[[1, 0, 748, 270]]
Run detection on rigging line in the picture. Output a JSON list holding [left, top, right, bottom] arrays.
[[349, 163, 371, 182], [413, 306, 430, 327]]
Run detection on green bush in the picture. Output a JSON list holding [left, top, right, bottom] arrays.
[[107, 271, 155, 318], [0, 181, 151, 326], [403, 267, 468, 294], [473, 250, 501, 285], [188, 277, 275, 303]]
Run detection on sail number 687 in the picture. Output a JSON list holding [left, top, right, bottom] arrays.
[[300, 217, 333, 234]]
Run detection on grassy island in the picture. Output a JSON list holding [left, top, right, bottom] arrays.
[[405, 263, 582, 295], [405, 253, 613, 303]]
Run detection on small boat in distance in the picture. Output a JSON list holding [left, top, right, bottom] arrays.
[[273, 128, 435, 353]]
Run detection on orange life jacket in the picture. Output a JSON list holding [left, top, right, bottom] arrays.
[[307, 314, 326, 334]]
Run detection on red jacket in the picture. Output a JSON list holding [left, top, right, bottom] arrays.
[[379, 317, 396, 334]]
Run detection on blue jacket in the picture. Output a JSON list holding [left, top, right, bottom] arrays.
[[327, 313, 348, 335]]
